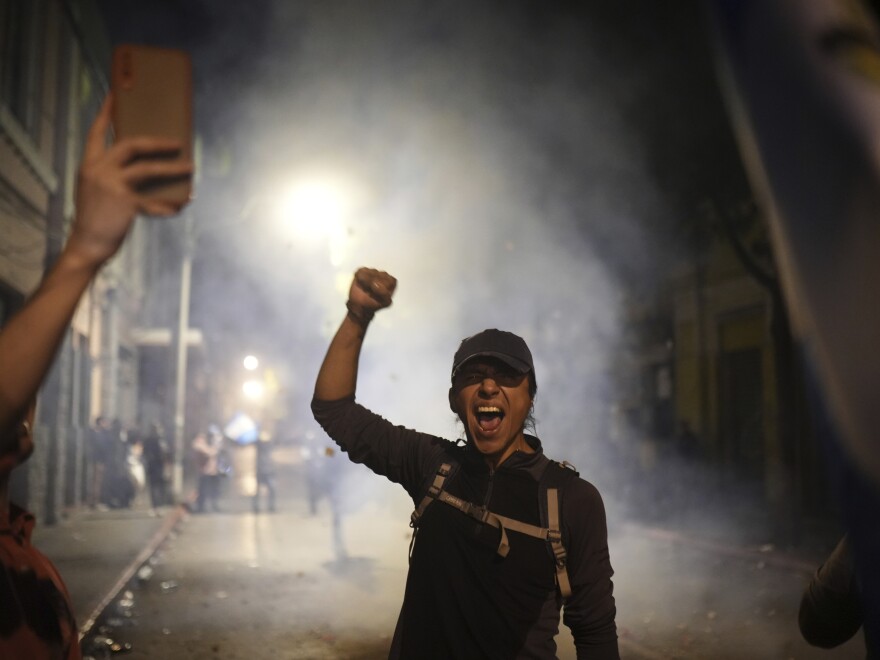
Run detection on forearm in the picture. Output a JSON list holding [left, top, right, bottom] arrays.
[[567, 592, 619, 660], [311, 396, 445, 497], [0, 246, 100, 434], [314, 313, 371, 401]]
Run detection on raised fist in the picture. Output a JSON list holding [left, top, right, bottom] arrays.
[[349, 267, 397, 312]]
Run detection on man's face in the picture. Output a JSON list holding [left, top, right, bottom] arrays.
[[450, 357, 533, 465]]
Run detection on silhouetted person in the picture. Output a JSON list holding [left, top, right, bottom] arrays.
[[104, 418, 137, 509], [302, 434, 328, 516], [253, 432, 277, 513], [193, 429, 222, 513], [88, 415, 113, 509], [141, 422, 169, 514]]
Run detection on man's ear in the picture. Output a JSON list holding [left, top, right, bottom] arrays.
[[448, 387, 458, 415]]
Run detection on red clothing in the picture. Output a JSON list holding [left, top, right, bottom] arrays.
[[0, 504, 80, 660]]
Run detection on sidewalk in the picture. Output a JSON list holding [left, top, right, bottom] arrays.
[[32, 500, 187, 640]]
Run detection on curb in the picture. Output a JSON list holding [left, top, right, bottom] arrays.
[[77, 503, 188, 641]]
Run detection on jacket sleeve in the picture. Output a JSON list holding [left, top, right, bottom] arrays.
[[798, 536, 863, 648], [561, 478, 619, 660], [311, 395, 448, 499]]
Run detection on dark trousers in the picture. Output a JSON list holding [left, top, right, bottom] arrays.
[[253, 472, 276, 512], [196, 474, 220, 512], [146, 469, 166, 508]]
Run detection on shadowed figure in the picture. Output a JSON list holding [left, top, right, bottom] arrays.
[[253, 432, 277, 513]]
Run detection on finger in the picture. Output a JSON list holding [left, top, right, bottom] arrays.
[[371, 273, 396, 292], [373, 291, 394, 306], [141, 195, 182, 215], [368, 278, 395, 306], [110, 137, 185, 165], [121, 159, 194, 185], [354, 269, 374, 293], [84, 95, 113, 163], [382, 275, 398, 295], [140, 198, 183, 217], [353, 268, 395, 304]]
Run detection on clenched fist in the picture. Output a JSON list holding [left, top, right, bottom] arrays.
[[347, 267, 397, 323]]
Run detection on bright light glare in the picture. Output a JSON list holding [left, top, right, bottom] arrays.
[[278, 179, 347, 244], [242, 379, 265, 401], [243, 355, 259, 371]]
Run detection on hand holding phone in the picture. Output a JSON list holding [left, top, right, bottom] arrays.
[[111, 44, 194, 207]]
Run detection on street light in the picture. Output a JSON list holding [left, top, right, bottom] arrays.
[[279, 179, 345, 240], [276, 173, 362, 266], [169, 169, 359, 500], [242, 379, 265, 401], [243, 355, 259, 371]]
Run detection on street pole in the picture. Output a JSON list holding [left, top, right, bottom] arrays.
[[172, 212, 195, 501]]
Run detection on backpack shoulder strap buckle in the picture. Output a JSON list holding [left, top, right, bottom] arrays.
[[410, 462, 454, 529]]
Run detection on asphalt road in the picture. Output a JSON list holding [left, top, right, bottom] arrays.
[[76, 443, 867, 659]]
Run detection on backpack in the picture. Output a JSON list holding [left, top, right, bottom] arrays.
[[409, 454, 580, 600]]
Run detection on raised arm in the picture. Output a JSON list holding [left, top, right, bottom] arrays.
[[313, 267, 397, 401], [0, 95, 193, 453]]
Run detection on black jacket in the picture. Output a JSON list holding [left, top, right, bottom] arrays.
[[312, 396, 618, 659]]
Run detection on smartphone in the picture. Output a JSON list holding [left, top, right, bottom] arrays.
[[111, 44, 194, 206]]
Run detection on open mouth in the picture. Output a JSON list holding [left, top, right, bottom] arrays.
[[475, 406, 504, 432]]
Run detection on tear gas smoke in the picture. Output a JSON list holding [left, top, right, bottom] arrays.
[[109, 1, 843, 655]]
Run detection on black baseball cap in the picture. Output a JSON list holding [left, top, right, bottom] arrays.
[[451, 329, 535, 380]]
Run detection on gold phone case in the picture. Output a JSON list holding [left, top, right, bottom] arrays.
[[111, 44, 193, 206]]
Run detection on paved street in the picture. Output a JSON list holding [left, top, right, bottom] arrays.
[[39, 443, 867, 659]]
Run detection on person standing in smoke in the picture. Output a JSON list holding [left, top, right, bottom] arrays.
[[323, 445, 357, 562], [253, 431, 277, 513], [141, 421, 169, 515], [103, 419, 140, 509], [311, 267, 619, 659], [192, 429, 222, 513], [301, 436, 353, 559], [87, 415, 114, 509]]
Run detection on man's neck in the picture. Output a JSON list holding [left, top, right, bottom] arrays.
[[483, 433, 534, 471]]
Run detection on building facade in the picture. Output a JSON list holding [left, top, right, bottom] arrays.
[[0, 0, 188, 522], [618, 211, 833, 539]]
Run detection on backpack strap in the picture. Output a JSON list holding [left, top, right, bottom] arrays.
[[546, 486, 572, 599], [408, 455, 577, 601], [411, 462, 453, 528], [540, 460, 579, 601], [409, 461, 455, 561], [433, 491, 549, 557]]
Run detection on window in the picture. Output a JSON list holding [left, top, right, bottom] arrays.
[[0, 0, 47, 139]]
